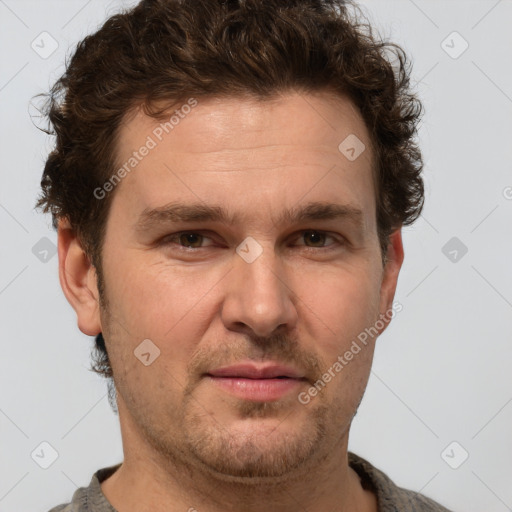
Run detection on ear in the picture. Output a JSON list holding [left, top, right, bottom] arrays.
[[377, 228, 404, 334], [57, 218, 102, 336]]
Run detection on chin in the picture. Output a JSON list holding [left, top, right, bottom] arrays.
[[181, 401, 332, 480]]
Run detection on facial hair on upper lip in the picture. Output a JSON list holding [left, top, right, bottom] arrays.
[[184, 332, 325, 391]]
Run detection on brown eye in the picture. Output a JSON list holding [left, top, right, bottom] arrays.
[[160, 231, 215, 250], [179, 233, 204, 248], [303, 230, 328, 247]]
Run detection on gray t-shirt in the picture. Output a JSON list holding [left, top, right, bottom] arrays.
[[48, 451, 453, 511]]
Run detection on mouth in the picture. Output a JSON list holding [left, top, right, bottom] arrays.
[[205, 362, 307, 401]]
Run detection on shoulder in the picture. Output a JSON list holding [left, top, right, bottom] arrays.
[[45, 487, 88, 512], [348, 452, 453, 512], [47, 497, 86, 512], [45, 463, 121, 512]]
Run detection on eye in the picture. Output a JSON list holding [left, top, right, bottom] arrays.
[[161, 231, 215, 249], [159, 229, 344, 253], [294, 230, 341, 249]]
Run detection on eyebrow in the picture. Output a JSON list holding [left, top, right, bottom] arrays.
[[134, 200, 365, 232]]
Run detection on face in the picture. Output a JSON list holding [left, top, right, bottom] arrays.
[[75, 91, 403, 480]]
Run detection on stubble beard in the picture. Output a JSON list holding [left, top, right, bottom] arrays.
[[97, 271, 362, 491]]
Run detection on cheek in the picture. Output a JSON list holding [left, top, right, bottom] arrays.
[[300, 268, 378, 410], [107, 253, 226, 333], [103, 255, 231, 378], [294, 264, 381, 350]]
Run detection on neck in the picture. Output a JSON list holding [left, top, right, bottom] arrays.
[[101, 401, 377, 512]]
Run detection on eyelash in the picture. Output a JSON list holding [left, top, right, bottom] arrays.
[[160, 230, 344, 252]]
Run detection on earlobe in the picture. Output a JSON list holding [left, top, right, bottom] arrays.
[[57, 218, 102, 336], [378, 228, 404, 330]]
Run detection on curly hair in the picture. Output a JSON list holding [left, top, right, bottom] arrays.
[[35, 0, 424, 384]]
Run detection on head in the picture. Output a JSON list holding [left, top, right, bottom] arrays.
[[36, 0, 423, 481]]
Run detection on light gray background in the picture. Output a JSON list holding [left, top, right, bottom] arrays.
[[1, 1, 511, 511]]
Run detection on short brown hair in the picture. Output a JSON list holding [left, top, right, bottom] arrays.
[[35, 0, 424, 383]]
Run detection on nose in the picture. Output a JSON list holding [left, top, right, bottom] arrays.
[[220, 242, 298, 338]]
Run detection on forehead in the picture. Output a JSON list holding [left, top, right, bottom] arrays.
[[111, 90, 376, 232], [120, 90, 371, 158]]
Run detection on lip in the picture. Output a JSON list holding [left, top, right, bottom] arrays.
[[205, 363, 307, 402], [207, 363, 305, 379]]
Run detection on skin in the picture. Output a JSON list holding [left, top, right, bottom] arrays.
[[58, 90, 404, 512]]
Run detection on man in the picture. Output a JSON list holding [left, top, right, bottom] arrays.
[[36, 0, 452, 510]]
